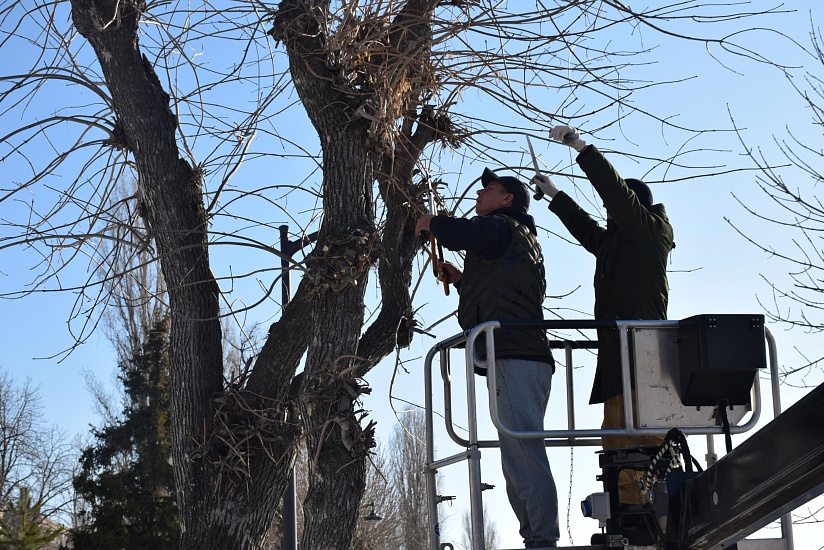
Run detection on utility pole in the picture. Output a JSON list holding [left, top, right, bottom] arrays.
[[280, 224, 318, 550]]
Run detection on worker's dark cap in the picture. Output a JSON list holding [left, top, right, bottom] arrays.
[[625, 178, 653, 208], [481, 168, 530, 212]]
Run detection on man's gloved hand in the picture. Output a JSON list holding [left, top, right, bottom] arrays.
[[550, 125, 587, 152], [530, 174, 559, 199]]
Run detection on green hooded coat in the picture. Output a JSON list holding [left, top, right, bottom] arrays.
[[549, 145, 675, 403]]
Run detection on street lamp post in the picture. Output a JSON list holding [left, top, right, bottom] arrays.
[[280, 224, 318, 550]]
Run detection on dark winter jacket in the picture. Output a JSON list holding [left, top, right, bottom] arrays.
[[429, 208, 553, 369], [548, 145, 674, 403]]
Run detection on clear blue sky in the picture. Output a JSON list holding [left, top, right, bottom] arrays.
[[1, 1, 822, 547]]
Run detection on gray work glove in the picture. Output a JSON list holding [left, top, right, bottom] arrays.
[[550, 125, 587, 152], [530, 174, 559, 199]]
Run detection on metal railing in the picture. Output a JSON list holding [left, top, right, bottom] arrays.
[[423, 319, 783, 550]]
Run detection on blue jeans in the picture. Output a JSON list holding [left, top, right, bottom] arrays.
[[492, 357, 559, 546]]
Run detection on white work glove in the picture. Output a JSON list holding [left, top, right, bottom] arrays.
[[530, 174, 559, 199], [550, 125, 587, 152]]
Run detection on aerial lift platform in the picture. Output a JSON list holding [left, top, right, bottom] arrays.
[[423, 315, 824, 550]]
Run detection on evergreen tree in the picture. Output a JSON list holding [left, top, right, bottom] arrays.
[[0, 486, 63, 550], [70, 317, 178, 549]]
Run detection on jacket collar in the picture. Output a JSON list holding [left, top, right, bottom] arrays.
[[486, 207, 538, 235]]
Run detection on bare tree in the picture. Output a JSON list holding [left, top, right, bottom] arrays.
[[79, 177, 169, 432], [389, 410, 431, 550], [352, 440, 404, 550], [0, 1, 789, 548], [461, 504, 499, 550], [730, 18, 824, 385], [0, 371, 75, 527], [94, 179, 168, 362]]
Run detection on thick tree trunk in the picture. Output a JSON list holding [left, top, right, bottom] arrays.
[[68, 0, 223, 539], [69, 2, 301, 549], [298, 136, 374, 548], [273, 1, 439, 546], [272, 3, 375, 547]]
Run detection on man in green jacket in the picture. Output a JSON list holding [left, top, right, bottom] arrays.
[[532, 125, 675, 510]]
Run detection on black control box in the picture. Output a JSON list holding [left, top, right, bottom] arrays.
[[676, 314, 767, 406]]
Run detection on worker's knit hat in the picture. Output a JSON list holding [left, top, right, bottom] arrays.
[[625, 178, 653, 208], [481, 168, 530, 213]]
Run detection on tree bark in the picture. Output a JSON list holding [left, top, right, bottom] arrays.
[[272, 1, 440, 546], [69, 2, 299, 548], [69, 0, 437, 546], [284, 30, 376, 546]]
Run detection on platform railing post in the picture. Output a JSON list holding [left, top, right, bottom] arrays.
[[766, 328, 794, 550], [618, 323, 635, 433], [465, 327, 491, 550], [565, 344, 576, 437], [425, 346, 441, 550]]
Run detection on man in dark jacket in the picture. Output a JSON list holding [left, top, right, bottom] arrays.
[[532, 125, 675, 508], [416, 169, 558, 549]]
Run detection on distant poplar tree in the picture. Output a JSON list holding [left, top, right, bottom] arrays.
[[70, 317, 178, 549], [389, 410, 434, 550], [461, 505, 499, 550]]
